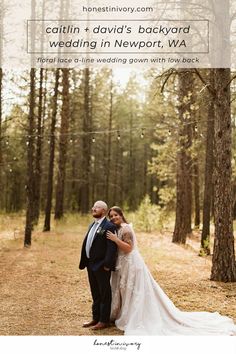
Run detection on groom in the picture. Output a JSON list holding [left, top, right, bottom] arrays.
[[79, 200, 117, 330]]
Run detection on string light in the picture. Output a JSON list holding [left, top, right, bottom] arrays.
[[0, 124, 207, 147], [0, 124, 173, 140]]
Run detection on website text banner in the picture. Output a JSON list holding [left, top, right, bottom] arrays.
[[0, 336, 236, 354], [2, 0, 235, 68]]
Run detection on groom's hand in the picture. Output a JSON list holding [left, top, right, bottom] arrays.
[[104, 266, 110, 271]]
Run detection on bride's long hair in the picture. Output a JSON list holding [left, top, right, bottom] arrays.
[[108, 206, 128, 224]]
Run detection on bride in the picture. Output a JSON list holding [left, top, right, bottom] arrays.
[[106, 206, 236, 336]]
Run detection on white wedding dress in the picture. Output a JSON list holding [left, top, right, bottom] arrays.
[[110, 223, 236, 336]]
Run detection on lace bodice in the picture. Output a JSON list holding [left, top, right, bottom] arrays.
[[117, 223, 137, 250]]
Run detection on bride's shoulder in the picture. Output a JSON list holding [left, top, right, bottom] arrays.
[[121, 223, 133, 233]]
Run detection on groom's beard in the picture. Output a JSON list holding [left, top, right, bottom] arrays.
[[92, 212, 104, 219]]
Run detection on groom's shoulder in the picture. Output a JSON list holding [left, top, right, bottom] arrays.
[[103, 218, 116, 229]]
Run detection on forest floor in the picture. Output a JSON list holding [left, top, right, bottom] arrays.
[[0, 216, 236, 336]]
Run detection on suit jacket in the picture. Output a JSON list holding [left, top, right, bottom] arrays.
[[79, 217, 117, 271]]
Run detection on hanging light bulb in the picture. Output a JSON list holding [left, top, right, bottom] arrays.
[[140, 129, 145, 139], [92, 136, 96, 143], [117, 131, 121, 141], [26, 135, 31, 146]]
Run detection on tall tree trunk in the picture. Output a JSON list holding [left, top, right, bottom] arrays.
[[210, 68, 236, 282], [119, 144, 124, 207], [128, 112, 136, 210], [105, 77, 113, 203], [112, 139, 120, 205], [54, 0, 71, 219], [193, 159, 200, 228], [233, 96, 236, 219], [43, 69, 60, 231], [70, 71, 78, 212], [0, 0, 3, 209], [70, 145, 77, 211], [41, 69, 48, 143], [24, 0, 36, 246], [54, 68, 70, 219], [91, 139, 96, 203], [24, 68, 36, 247], [201, 70, 215, 255], [173, 70, 194, 244], [0, 68, 2, 209], [79, 68, 91, 213], [143, 143, 148, 197], [33, 68, 44, 224], [192, 97, 200, 229]]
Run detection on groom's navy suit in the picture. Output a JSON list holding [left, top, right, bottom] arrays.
[[79, 217, 117, 323]]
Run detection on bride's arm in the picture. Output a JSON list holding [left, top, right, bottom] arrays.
[[106, 230, 132, 253]]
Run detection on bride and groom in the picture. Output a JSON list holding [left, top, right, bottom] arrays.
[[79, 200, 236, 335]]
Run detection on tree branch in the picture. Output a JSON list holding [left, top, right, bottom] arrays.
[[193, 69, 215, 96], [159, 68, 177, 93], [225, 74, 236, 89]]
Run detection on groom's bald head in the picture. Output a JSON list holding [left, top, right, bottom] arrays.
[[94, 200, 108, 210], [91, 200, 108, 218]]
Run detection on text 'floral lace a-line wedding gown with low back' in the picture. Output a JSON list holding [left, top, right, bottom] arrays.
[[110, 223, 236, 336]]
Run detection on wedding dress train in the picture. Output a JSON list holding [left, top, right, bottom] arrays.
[[110, 224, 236, 336]]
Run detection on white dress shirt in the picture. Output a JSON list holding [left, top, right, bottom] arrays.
[[85, 216, 106, 258]]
